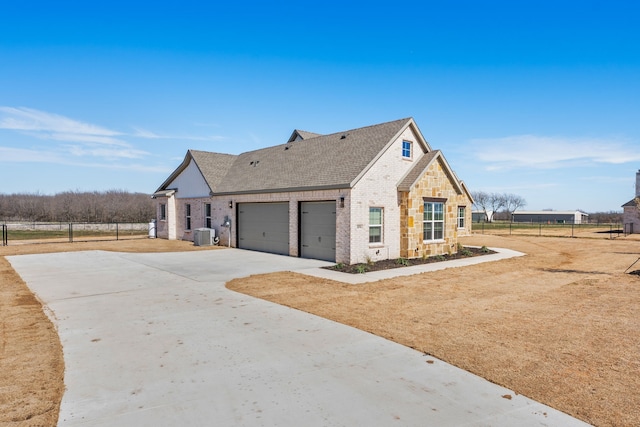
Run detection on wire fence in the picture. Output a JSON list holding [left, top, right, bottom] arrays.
[[1, 222, 150, 246], [472, 221, 626, 239]]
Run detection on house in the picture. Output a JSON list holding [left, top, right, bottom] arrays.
[[511, 210, 589, 224], [622, 170, 640, 234], [153, 118, 473, 264]]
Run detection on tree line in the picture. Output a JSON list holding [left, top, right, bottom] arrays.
[[0, 190, 155, 223]]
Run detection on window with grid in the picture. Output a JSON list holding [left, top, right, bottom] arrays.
[[423, 201, 444, 241], [457, 206, 465, 228], [204, 203, 212, 228], [185, 204, 191, 230], [369, 207, 383, 244], [402, 140, 412, 158]]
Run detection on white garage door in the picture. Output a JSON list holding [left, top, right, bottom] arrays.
[[237, 202, 289, 255], [300, 201, 336, 262]]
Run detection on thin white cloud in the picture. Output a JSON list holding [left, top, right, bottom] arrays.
[[0, 146, 66, 163], [131, 126, 225, 141], [64, 145, 149, 159], [0, 146, 168, 172], [470, 135, 640, 171], [0, 106, 121, 139]]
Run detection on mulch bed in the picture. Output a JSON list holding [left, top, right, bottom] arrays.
[[325, 246, 495, 274]]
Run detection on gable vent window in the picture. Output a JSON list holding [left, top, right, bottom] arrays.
[[402, 140, 412, 159]]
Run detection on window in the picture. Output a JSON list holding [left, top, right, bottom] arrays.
[[402, 140, 412, 159], [369, 207, 383, 244], [204, 203, 212, 228], [185, 204, 191, 230], [423, 201, 444, 241], [159, 203, 166, 221], [457, 206, 466, 228]]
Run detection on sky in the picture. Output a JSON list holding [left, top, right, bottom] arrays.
[[1, 0, 639, 213]]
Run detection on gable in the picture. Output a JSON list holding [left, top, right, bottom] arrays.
[[167, 159, 211, 198]]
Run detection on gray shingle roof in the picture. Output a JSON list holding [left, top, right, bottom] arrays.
[[287, 129, 323, 142], [214, 118, 415, 194], [155, 150, 237, 194], [622, 198, 639, 207], [397, 150, 440, 192], [189, 150, 237, 192]]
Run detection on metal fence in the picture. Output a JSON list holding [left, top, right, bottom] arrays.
[[473, 221, 624, 239], [1, 222, 149, 246]]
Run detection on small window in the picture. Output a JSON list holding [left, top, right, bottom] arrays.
[[457, 206, 466, 228], [424, 201, 444, 241], [159, 203, 166, 221], [369, 207, 383, 244], [204, 203, 212, 228], [402, 140, 412, 158], [185, 204, 191, 230]]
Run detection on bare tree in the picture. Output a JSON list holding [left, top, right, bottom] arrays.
[[471, 191, 490, 221], [503, 193, 527, 220], [487, 193, 506, 222]]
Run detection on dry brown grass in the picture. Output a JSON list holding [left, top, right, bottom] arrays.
[[227, 234, 640, 427], [0, 239, 221, 426]]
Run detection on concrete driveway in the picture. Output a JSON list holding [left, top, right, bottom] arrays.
[[8, 249, 589, 426]]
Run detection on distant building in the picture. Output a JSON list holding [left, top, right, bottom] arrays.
[[472, 210, 493, 223], [511, 210, 589, 224], [622, 170, 640, 234]]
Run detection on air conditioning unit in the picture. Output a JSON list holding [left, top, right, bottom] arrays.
[[194, 228, 215, 246]]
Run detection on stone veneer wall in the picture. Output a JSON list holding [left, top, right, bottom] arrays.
[[400, 157, 472, 259]]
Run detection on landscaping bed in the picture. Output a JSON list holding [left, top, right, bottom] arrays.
[[326, 246, 495, 274]]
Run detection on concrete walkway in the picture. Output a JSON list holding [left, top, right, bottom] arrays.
[[8, 248, 589, 427]]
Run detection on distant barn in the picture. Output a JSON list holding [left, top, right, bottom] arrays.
[[511, 210, 589, 224]]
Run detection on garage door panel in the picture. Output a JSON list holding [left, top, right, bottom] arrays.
[[301, 201, 336, 262], [238, 203, 289, 256]]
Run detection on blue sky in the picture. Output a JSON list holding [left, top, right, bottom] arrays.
[[1, 1, 638, 212]]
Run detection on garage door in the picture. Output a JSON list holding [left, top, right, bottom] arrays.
[[300, 201, 336, 262], [237, 202, 289, 255]]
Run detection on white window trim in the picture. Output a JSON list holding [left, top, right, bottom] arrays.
[[402, 140, 413, 160], [423, 200, 445, 242], [457, 206, 466, 229], [369, 207, 384, 245]]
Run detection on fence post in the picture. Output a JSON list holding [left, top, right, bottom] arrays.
[[2, 224, 6, 246], [116, 222, 119, 241], [539, 222, 542, 236], [509, 221, 512, 235], [572, 222, 574, 238], [69, 223, 73, 243]]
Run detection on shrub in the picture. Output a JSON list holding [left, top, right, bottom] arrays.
[[480, 245, 491, 253], [355, 264, 368, 274], [460, 248, 473, 257], [396, 257, 410, 266]]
